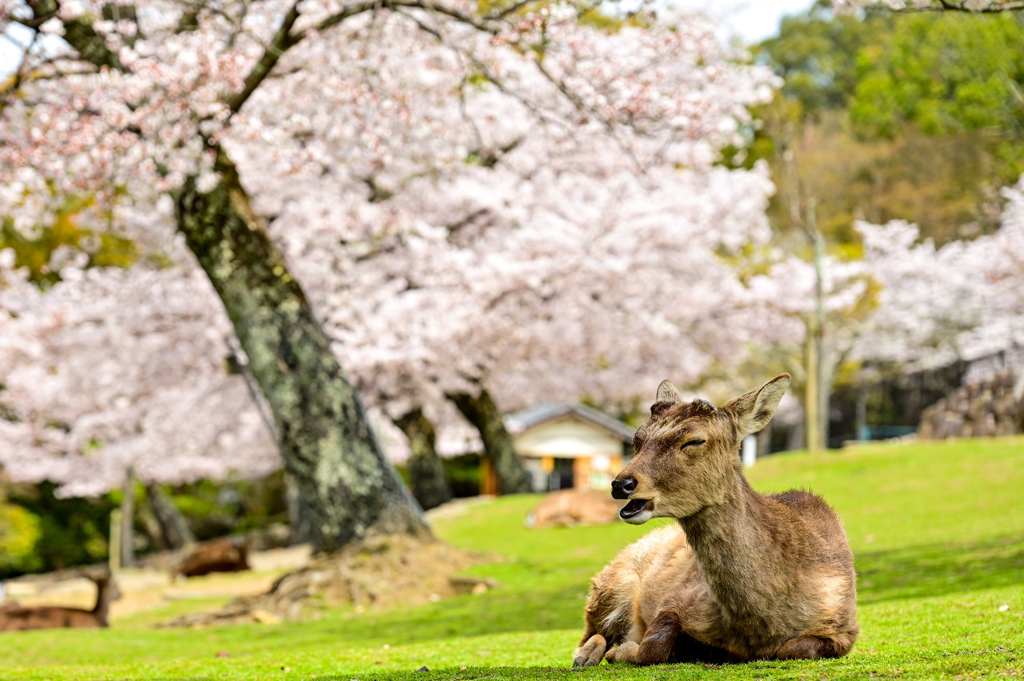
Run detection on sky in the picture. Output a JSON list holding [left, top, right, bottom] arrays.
[[674, 0, 817, 43], [0, 0, 815, 75]]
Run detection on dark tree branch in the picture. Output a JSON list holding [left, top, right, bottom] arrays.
[[23, 0, 126, 70], [225, 0, 304, 113], [860, 0, 1024, 11], [314, 0, 500, 36], [484, 0, 533, 20], [935, 0, 1024, 11], [0, 31, 40, 112], [226, 0, 501, 117]]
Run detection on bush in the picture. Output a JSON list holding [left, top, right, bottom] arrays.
[[0, 497, 42, 577], [5, 481, 114, 575]]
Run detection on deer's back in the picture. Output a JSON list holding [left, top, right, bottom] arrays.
[[743, 489, 858, 650], [764, 489, 855, 574], [0, 606, 104, 631]]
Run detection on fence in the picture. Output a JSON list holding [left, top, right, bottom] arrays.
[[828, 345, 1024, 446]]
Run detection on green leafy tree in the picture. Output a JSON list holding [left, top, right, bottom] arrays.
[[850, 13, 1024, 185], [4, 482, 114, 574], [756, 1, 887, 119], [752, 6, 1021, 246]]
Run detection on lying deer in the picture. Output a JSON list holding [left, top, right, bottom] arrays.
[[176, 537, 250, 578], [0, 570, 120, 631], [573, 374, 858, 667]]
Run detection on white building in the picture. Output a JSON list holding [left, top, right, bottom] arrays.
[[493, 403, 636, 494]]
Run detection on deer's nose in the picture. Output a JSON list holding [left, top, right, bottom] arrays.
[[611, 477, 636, 499]]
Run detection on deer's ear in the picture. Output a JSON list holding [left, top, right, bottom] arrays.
[[723, 374, 791, 435], [656, 380, 682, 404]]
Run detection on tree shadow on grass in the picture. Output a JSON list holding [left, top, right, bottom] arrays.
[[325, 579, 589, 644], [855, 533, 1024, 604], [315, 534, 1024, 647]]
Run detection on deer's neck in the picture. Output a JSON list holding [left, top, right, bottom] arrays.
[[91, 580, 112, 625], [679, 470, 786, 619]]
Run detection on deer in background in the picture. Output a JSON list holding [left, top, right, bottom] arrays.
[[573, 374, 858, 667], [0, 570, 121, 631], [176, 537, 250, 579]]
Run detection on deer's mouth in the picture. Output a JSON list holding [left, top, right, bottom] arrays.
[[619, 498, 653, 521]]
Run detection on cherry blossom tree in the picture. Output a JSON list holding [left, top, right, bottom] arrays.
[[254, 18, 778, 478], [1, 0, 777, 549], [291, 124, 778, 488], [0, 246, 279, 559], [735, 243, 871, 448], [0, 251, 279, 498], [853, 177, 1024, 372]]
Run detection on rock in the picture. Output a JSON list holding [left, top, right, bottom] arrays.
[[449, 576, 499, 595], [918, 370, 1022, 440], [251, 609, 280, 624]]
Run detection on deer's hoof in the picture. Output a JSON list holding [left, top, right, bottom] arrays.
[[573, 634, 607, 667]]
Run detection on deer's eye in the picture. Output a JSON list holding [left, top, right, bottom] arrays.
[[681, 439, 705, 449]]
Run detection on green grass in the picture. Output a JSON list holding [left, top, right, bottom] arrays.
[[1, 437, 1022, 680]]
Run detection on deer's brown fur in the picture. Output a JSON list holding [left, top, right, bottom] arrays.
[[573, 374, 858, 667], [177, 537, 250, 578], [0, 571, 120, 631]]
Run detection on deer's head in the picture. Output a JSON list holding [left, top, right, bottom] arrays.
[[612, 374, 791, 524]]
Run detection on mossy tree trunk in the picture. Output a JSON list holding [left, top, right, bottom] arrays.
[[393, 407, 452, 511], [175, 151, 429, 553], [447, 388, 532, 494]]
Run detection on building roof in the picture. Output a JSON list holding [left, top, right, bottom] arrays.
[[505, 403, 635, 443]]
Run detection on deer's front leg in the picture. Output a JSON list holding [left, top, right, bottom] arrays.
[[609, 610, 681, 666], [572, 634, 607, 667]]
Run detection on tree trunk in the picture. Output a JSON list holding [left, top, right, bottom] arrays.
[[804, 201, 827, 453], [804, 329, 822, 452], [144, 483, 196, 550], [447, 389, 532, 495], [120, 471, 135, 568], [174, 151, 429, 553], [393, 408, 453, 511]]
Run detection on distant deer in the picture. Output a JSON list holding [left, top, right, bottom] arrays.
[[176, 537, 250, 578], [0, 570, 121, 631], [573, 374, 858, 667]]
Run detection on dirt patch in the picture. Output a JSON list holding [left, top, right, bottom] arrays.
[[2, 545, 314, 622], [165, 534, 491, 627]]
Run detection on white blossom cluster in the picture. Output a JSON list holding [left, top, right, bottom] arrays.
[[230, 12, 779, 425], [853, 178, 1024, 371], [0, 249, 278, 496]]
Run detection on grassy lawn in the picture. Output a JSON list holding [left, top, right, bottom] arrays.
[[1, 437, 1022, 680]]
